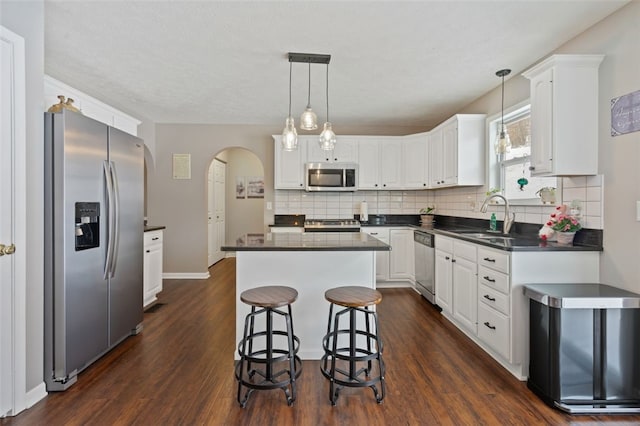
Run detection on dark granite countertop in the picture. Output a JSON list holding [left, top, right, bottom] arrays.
[[222, 232, 391, 252], [424, 227, 602, 252], [144, 225, 166, 232]]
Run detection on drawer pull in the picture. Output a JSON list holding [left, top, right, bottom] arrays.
[[483, 276, 496, 283], [146, 250, 151, 253], [483, 257, 496, 263], [445, 256, 450, 260], [484, 322, 496, 330], [152, 237, 159, 241], [483, 294, 496, 302]]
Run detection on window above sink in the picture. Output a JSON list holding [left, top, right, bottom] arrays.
[[487, 101, 561, 206]]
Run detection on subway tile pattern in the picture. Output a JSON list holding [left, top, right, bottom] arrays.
[[274, 175, 604, 229]]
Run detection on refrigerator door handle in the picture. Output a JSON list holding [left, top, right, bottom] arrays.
[[109, 161, 120, 276], [103, 161, 115, 279]]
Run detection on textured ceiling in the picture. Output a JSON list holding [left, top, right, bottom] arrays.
[[44, 0, 628, 129]]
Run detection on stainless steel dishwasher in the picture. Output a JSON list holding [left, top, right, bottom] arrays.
[[414, 230, 436, 304]]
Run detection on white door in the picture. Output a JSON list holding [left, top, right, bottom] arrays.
[[213, 160, 226, 264], [208, 159, 226, 266], [207, 164, 215, 266], [1, 25, 27, 418]]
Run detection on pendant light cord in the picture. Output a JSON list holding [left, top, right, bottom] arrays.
[[325, 63, 330, 122], [500, 74, 505, 129], [307, 62, 311, 108], [288, 61, 292, 117]]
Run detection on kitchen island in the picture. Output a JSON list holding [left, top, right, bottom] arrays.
[[222, 232, 390, 359]]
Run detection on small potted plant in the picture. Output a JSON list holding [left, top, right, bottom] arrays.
[[544, 205, 582, 245], [419, 206, 435, 227]]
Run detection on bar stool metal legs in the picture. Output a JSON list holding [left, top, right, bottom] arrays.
[[320, 286, 386, 405], [235, 286, 302, 407]]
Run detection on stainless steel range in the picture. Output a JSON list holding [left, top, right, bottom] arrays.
[[304, 219, 361, 232]]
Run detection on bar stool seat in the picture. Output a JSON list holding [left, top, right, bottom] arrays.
[[320, 286, 385, 405], [235, 286, 302, 407]]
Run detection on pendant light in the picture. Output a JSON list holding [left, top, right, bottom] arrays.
[[300, 62, 318, 130], [318, 62, 337, 151], [282, 61, 298, 151], [495, 69, 512, 159]]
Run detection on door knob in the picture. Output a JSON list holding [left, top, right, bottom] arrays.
[[0, 243, 15, 256]]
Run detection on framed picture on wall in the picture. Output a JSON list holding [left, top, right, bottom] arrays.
[[236, 176, 246, 199], [246, 176, 264, 199]]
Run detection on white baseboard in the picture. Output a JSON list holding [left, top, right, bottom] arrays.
[[162, 272, 210, 280], [25, 382, 47, 409]]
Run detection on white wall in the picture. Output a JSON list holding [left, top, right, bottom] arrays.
[[459, 1, 639, 290], [224, 148, 265, 241], [0, 0, 45, 396]]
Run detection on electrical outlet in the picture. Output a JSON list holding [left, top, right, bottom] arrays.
[[267, 201, 273, 211]]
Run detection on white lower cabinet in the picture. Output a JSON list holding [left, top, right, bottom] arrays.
[[143, 230, 163, 308], [362, 227, 414, 286], [389, 229, 414, 280], [435, 236, 477, 333], [452, 253, 477, 333], [361, 228, 390, 281], [435, 235, 600, 379]]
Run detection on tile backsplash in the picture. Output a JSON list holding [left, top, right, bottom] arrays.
[[275, 175, 604, 230]]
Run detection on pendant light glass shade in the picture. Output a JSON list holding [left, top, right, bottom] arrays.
[[300, 107, 318, 131], [495, 124, 511, 156], [319, 122, 337, 150], [300, 63, 318, 130], [282, 116, 298, 151]]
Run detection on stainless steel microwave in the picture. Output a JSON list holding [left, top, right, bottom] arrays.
[[305, 162, 358, 192]]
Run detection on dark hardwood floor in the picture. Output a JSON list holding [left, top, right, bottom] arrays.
[[4, 258, 640, 425]]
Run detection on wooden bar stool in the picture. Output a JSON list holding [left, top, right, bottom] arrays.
[[320, 286, 385, 405], [235, 286, 302, 407]]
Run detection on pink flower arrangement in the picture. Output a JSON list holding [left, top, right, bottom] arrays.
[[547, 205, 581, 233]]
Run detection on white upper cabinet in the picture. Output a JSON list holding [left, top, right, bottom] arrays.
[[402, 132, 429, 189], [307, 136, 358, 163], [44, 75, 141, 136], [429, 114, 485, 188], [522, 54, 604, 176], [379, 139, 403, 189], [358, 137, 403, 190], [274, 135, 307, 189]]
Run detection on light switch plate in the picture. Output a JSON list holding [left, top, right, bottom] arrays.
[[267, 201, 273, 211]]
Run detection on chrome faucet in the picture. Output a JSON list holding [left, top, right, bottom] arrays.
[[480, 194, 515, 234]]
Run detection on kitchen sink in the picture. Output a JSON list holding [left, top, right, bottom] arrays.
[[458, 232, 515, 240]]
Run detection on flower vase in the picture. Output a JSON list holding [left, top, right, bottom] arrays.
[[420, 215, 434, 227], [556, 231, 576, 245]]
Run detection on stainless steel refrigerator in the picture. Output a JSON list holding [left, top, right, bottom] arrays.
[[44, 109, 144, 391]]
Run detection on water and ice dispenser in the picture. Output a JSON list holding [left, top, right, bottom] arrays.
[[75, 202, 100, 251]]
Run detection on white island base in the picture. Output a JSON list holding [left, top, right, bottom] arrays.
[[235, 250, 376, 360]]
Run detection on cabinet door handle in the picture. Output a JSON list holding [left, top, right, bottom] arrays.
[[483, 294, 496, 302], [451, 259, 456, 263], [529, 166, 535, 171], [445, 256, 450, 260], [484, 322, 496, 330], [152, 237, 159, 241], [483, 276, 495, 283], [483, 257, 496, 263], [334, 158, 338, 161], [146, 250, 151, 253]]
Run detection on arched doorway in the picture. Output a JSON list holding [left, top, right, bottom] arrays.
[[208, 148, 264, 268]]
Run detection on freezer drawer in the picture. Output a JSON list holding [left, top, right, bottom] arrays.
[[525, 283, 640, 414]]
